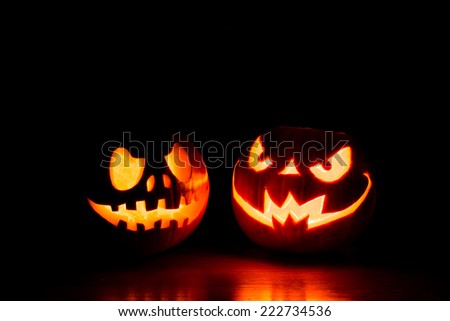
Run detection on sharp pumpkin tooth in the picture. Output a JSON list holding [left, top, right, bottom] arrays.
[[127, 220, 138, 232], [160, 219, 170, 229], [142, 221, 154, 231], [118, 203, 127, 214], [263, 189, 272, 214], [136, 200, 146, 212], [157, 198, 166, 209], [179, 196, 186, 206], [292, 196, 325, 222]]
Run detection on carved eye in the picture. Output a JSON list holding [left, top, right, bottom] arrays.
[[165, 143, 192, 182], [279, 159, 301, 175], [310, 146, 351, 182], [109, 147, 145, 191], [248, 136, 273, 172]]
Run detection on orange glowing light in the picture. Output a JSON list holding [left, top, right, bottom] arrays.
[[165, 143, 192, 182], [249, 136, 273, 171], [88, 145, 209, 231], [232, 170, 372, 229], [310, 146, 352, 182], [109, 147, 145, 191], [88, 189, 209, 231], [279, 159, 300, 175]]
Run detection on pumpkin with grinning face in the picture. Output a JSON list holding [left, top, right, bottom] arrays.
[[231, 126, 376, 253], [85, 134, 209, 255]]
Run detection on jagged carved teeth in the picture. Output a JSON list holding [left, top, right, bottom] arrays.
[[89, 196, 191, 231], [260, 190, 325, 225], [233, 172, 372, 229], [112, 197, 188, 217], [87, 187, 215, 232], [121, 216, 191, 231], [110, 196, 185, 212], [112, 197, 191, 231]]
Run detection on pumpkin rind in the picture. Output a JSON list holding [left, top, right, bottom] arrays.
[[84, 135, 210, 256], [231, 126, 376, 253]]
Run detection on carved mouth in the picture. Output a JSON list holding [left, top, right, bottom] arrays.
[[232, 172, 372, 229], [88, 190, 209, 231]]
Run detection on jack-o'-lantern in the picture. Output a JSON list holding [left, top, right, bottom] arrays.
[[85, 133, 209, 255], [231, 126, 375, 253]]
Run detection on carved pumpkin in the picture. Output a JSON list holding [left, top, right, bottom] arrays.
[[85, 134, 210, 255], [231, 126, 375, 253]]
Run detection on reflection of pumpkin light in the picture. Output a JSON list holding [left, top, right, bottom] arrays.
[[232, 266, 346, 301], [122, 285, 205, 301], [233, 282, 340, 301], [90, 259, 210, 300], [232, 171, 372, 229]]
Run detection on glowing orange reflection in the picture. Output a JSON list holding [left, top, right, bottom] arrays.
[[84, 253, 358, 301]]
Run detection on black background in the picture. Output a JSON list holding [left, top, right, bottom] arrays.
[[2, 9, 448, 300]]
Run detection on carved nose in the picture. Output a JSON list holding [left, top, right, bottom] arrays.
[[145, 173, 180, 210], [147, 174, 173, 192]]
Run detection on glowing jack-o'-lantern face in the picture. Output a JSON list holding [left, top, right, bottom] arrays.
[[231, 126, 375, 253], [86, 137, 209, 255]]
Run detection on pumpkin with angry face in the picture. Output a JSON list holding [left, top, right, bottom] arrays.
[[85, 133, 209, 255], [232, 126, 375, 253]]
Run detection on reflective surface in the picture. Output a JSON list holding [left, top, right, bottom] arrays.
[[17, 244, 449, 301]]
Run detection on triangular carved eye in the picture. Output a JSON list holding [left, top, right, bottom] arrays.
[[165, 143, 192, 182], [310, 146, 352, 182], [279, 159, 301, 175], [248, 136, 273, 172], [109, 147, 145, 191]]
